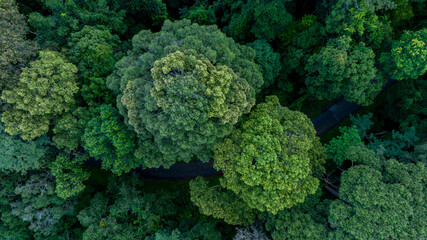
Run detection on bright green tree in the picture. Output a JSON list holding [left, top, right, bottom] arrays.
[[213, 96, 325, 214], [189, 177, 257, 226], [83, 105, 139, 175], [68, 25, 121, 104], [107, 19, 262, 168], [305, 36, 382, 105], [381, 28, 427, 80], [329, 150, 426, 239], [0, 0, 38, 108], [49, 152, 90, 199], [326, 125, 363, 166], [248, 39, 281, 89], [0, 116, 51, 174], [1, 50, 79, 140]]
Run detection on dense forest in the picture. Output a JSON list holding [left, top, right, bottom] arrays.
[[0, 0, 426, 239]]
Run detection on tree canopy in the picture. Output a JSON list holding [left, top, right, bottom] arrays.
[[213, 96, 325, 214], [1, 50, 79, 140], [107, 19, 263, 168]]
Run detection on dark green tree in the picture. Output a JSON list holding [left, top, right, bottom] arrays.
[[264, 190, 331, 240], [189, 177, 257, 226], [52, 107, 94, 152], [1, 51, 79, 140], [329, 148, 426, 239], [68, 25, 121, 104], [0, 116, 51, 174], [325, 0, 395, 49], [305, 36, 382, 105], [10, 173, 77, 237], [107, 19, 262, 168], [326, 125, 363, 166], [248, 39, 281, 89], [0, 0, 38, 109], [180, 0, 217, 25], [28, 0, 126, 48], [83, 105, 139, 175], [49, 152, 90, 199], [213, 96, 325, 214], [217, 0, 292, 42]]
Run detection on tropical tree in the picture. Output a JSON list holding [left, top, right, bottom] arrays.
[[107, 19, 262, 168], [1, 51, 79, 140], [213, 96, 325, 214]]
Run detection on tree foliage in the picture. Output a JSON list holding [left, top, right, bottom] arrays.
[[326, 125, 363, 166], [68, 25, 121, 104], [265, 190, 331, 240], [248, 39, 281, 89], [107, 19, 262, 168], [28, 0, 126, 48], [1, 50, 79, 140], [325, 0, 395, 49], [83, 105, 139, 175], [10, 173, 77, 237], [329, 147, 427, 239], [52, 107, 94, 152], [217, 0, 293, 41], [381, 28, 427, 80], [305, 36, 382, 105], [213, 96, 325, 214], [0, 117, 51, 174], [49, 152, 90, 199], [189, 177, 257, 226]]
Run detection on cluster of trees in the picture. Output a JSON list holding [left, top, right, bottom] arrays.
[[0, 0, 425, 239]]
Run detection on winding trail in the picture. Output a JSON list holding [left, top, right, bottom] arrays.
[[86, 80, 396, 180]]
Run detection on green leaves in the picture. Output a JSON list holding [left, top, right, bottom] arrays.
[[326, 126, 363, 166], [383, 29, 427, 80], [1, 51, 79, 140], [68, 25, 121, 104]]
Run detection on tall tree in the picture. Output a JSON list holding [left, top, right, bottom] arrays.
[[107, 19, 263, 168], [213, 96, 325, 214], [1, 51, 79, 140]]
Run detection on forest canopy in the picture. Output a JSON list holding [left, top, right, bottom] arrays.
[[0, 0, 425, 239]]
